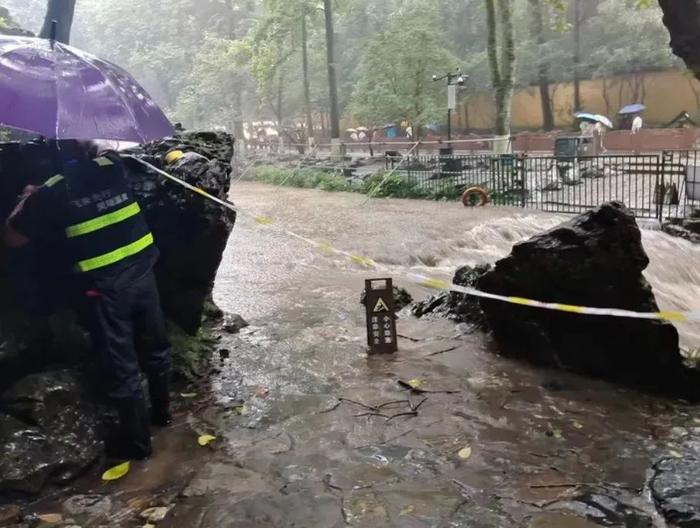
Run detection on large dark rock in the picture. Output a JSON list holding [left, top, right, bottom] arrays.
[[658, 1, 700, 83], [0, 131, 236, 383], [651, 457, 700, 527], [662, 218, 700, 245], [0, 370, 101, 495], [478, 202, 700, 398], [412, 265, 491, 328], [123, 131, 237, 334]]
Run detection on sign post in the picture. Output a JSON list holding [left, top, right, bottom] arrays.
[[365, 278, 398, 355]]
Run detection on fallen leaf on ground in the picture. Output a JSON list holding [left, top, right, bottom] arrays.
[[547, 425, 563, 439], [140, 506, 171, 522], [400, 505, 415, 516], [458, 446, 473, 460], [232, 404, 250, 416], [102, 461, 130, 481], [180, 393, 197, 399], [37, 513, 63, 523], [408, 379, 423, 389], [669, 449, 684, 458], [198, 435, 217, 446], [573, 421, 584, 429]]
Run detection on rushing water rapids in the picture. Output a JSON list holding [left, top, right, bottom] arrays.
[[217, 182, 700, 349]]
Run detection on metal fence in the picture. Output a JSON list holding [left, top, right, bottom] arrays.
[[386, 152, 700, 220]]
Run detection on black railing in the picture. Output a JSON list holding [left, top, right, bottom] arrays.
[[386, 152, 700, 220]]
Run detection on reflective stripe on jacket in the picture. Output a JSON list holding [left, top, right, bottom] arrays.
[[50, 154, 154, 274]]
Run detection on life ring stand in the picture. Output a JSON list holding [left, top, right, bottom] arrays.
[[461, 186, 490, 207]]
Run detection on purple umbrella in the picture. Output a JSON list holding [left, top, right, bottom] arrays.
[[0, 35, 173, 143]]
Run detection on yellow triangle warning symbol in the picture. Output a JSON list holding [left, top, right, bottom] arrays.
[[373, 298, 390, 313]]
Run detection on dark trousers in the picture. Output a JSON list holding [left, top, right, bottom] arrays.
[[81, 269, 171, 400]]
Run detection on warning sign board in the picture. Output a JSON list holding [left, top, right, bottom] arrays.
[[364, 278, 398, 355]]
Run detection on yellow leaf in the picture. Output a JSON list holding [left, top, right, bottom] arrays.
[[408, 379, 423, 389], [549, 425, 563, 439], [458, 446, 473, 460], [399, 505, 415, 516], [37, 513, 63, 523], [180, 392, 197, 398], [102, 461, 130, 481], [232, 404, 249, 416], [198, 435, 217, 446]]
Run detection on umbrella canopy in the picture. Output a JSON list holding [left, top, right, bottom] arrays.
[[574, 112, 613, 128], [0, 35, 173, 143], [345, 128, 357, 133], [618, 103, 646, 115], [356, 126, 369, 132]]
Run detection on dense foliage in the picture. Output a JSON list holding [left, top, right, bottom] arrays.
[[0, 0, 678, 133]]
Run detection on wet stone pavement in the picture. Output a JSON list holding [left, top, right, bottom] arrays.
[[19, 183, 700, 527], [165, 184, 700, 527]]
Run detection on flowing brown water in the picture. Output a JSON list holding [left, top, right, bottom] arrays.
[[167, 182, 700, 527]]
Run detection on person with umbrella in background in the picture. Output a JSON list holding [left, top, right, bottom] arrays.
[[0, 31, 175, 461]]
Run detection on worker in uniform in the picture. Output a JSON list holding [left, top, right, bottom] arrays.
[[3, 140, 172, 460]]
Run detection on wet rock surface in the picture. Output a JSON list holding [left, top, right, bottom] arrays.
[[478, 202, 700, 399], [0, 371, 101, 495], [361, 286, 413, 311], [663, 218, 700, 245], [651, 457, 700, 527], [123, 131, 237, 334], [411, 264, 491, 329]]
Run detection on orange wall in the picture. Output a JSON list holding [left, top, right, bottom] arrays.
[[458, 70, 700, 131]]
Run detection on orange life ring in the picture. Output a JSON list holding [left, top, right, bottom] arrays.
[[461, 186, 489, 207]]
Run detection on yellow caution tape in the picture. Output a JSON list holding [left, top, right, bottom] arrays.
[[407, 273, 699, 323], [131, 156, 700, 325]]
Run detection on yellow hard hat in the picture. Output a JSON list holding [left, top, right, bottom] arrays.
[[165, 150, 185, 165]]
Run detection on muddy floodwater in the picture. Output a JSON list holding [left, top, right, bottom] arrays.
[[33, 183, 700, 527], [163, 182, 700, 527]]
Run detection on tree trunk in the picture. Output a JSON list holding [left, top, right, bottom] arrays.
[[529, 0, 554, 131], [572, 0, 582, 111], [322, 0, 341, 140], [301, 8, 314, 142], [658, 0, 700, 80], [39, 0, 77, 44], [486, 0, 516, 136]]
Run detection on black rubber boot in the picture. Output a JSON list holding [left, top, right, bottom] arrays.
[[106, 396, 152, 460], [148, 371, 172, 427]]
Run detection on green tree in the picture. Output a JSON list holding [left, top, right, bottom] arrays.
[[348, 0, 458, 130], [485, 0, 516, 136], [528, 0, 555, 130], [586, 0, 676, 112]]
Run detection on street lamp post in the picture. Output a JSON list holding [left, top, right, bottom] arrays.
[[432, 69, 466, 142]]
